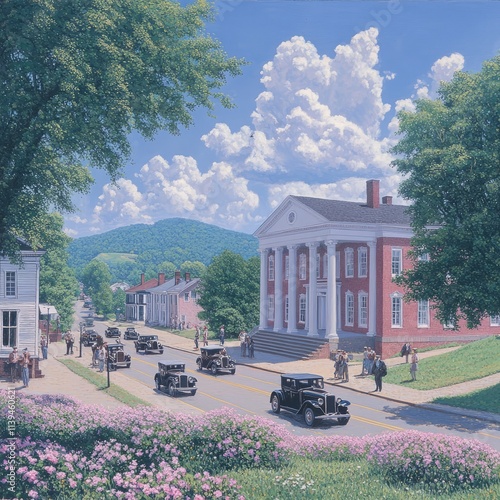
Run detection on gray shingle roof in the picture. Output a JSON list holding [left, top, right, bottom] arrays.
[[292, 196, 412, 225]]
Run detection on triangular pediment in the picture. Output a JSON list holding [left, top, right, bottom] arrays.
[[254, 196, 329, 238]]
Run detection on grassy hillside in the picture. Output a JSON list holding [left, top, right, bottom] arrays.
[[68, 218, 258, 279]]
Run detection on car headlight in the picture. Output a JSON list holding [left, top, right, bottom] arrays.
[[318, 398, 324, 405], [188, 377, 195, 383], [216, 360, 221, 366]]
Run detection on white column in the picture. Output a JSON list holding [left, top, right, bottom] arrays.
[[287, 245, 297, 333], [259, 249, 268, 330], [325, 240, 338, 340], [368, 241, 377, 337], [274, 247, 284, 332], [307, 242, 319, 337]]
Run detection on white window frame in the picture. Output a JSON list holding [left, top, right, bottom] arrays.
[[299, 294, 306, 323], [391, 292, 403, 327], [358, 247, 367, 277], [417, 252, 430, 262], [5, 271, 16, 297], [417, 299, 429, 327], [358, 292, 368, 327], [392, 248, 403, 277], [268, 254, 275, 281], [267, 295, 275, 321], [184, 292, 189, 302], [299, 253, 306, 280], [2, 310, 18, 348], [490, 315, 500, 326], [345, 248, 354, 278], [345, 291, 354, 327]]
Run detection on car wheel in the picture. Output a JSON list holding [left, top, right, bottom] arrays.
[[159, 350, 164, 354], [155, 377, 161, 390], [304, 407, 315, 427], [271, 394, 281, 414], [168, 382, 176, 397], [338, 417, 349, 426], [230, 369, 236, 375], [197, 360, 202, 371], [210, 364, 217, 375], [126, 363, 131, 368], [190, 390, 197, 396]]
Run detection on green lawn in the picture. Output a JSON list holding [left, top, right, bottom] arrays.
[[433, 383, 500, 414]]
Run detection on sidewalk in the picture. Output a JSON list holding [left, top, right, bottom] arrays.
[[10, 317, 500, 425]]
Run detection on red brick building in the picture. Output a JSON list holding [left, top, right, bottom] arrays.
[[254, 180, 499, 357]]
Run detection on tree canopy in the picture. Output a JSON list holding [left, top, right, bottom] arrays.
[[392, 54, 500, 328], [197, 251, 260, 335], [0, 0, 244, 255], [81, 259, 113, 316]]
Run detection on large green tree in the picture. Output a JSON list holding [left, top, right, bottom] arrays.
[[197, 251, 260, 336], [392, 54, 500, 328], [0, 0, 244, 255], [38, 213, 79, 331], [81, 259, 113, 316]]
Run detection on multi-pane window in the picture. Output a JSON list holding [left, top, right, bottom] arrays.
[[299, 254, 306, 280], [316, 254, 320, 278], [391, 294, 402, 327], [268, 255, 275, 281], [490, 315, 500, 326], [417, 253, 430, 262], [358, 247, 367, 277], [299, 295, 306, 323], [392, 248, 402, 276], [345, 292, 354, 326], [345, 248, 354, 278], [285, 255, 289, 280], [285, 296, 289, 322], [359, 292, 368, 327], [2, 311, 17, 348], [184, 292, 189, 302], [268, 295, 275, 320], [336, 251, 340, 279], [5, 271, 16, 297], [418, 300, 429, 327], [322, 254, 328, 278]]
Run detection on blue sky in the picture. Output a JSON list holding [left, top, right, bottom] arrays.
[[64, 1, 500, 239]]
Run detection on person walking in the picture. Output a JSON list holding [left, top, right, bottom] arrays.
[[410, 348, 419, 381], [239, 331, 247, 356], [194, 326, 200, 349], [248, 338, 255, 358], [341, 351, 349, 382], [68, 332, 74, 354], [203, 326, 209, 346], [8, 347, 20, 382], [361, 347, 369, 376], [98, 346, 106, 372], [219, 325, 225, 346], [40, 336, 48, 360], [19, 348, 31, 387], [401, 342, 412, 363], [367, 347, 375, 375], [372, 354, 387, 392]]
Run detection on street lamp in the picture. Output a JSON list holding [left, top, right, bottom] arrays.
[[46, 307, 50, 344]]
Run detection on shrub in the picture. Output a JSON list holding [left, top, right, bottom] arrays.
[[365, 430, 500, 492]]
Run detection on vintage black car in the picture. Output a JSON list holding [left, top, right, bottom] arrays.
[[154, 360, 197, 396], [196, 346, 236, 375], [123, 327, 139, 340], [107, 343, 131, 370], [105, 327, 121, 338], [270, 373, 351, 427], [82, 329, 98, 347], [135, 335, 164, 354]]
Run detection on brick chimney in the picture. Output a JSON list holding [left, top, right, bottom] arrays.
[[175, 271, 181, 285], [158, 273, 165, 285], [185, 272, 191, 282], [366, 179, 380, 208], [140, 273, 145, 284], [382, 195, 393, 206]]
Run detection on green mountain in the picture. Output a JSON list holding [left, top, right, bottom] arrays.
[[68, 218, 259, 282]]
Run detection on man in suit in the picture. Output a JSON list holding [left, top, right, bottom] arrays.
[[372, 354, 387, 392]]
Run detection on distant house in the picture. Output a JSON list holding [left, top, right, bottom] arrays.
[[125, 273, 167, 322], [146, 271, 202, 328], [110, 282, 130, 292], [1, 239, 45, 378], [255, 179, 500, 357]]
